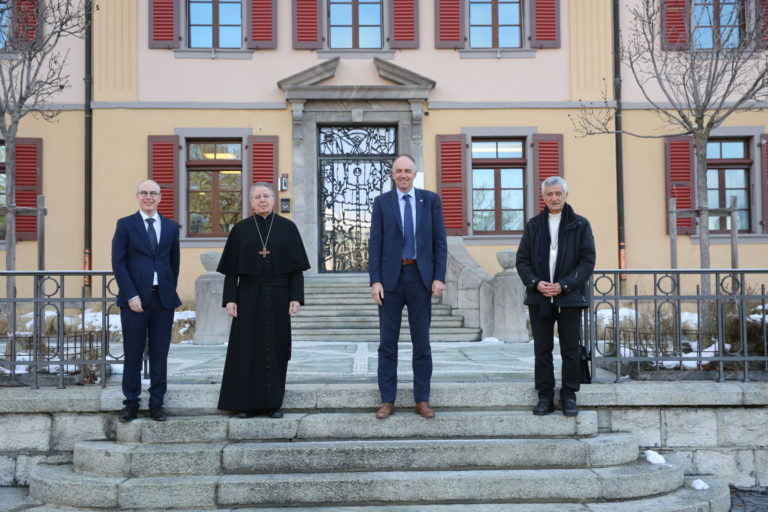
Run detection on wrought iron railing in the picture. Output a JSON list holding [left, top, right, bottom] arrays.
[[585, 269, 768, 382], [0, 271, 121, 388]]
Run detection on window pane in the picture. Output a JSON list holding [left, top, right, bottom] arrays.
[[219, 170, 242, 190], [189, 143, 216, 160], [497, 141, 522, 158], [330, 3, 352, 25], [722, 27, 740, 48], [470, 2, 493, 25], [707, 190, 720, 208], [219, 2, 241, 24], [499, 26, 521, 48], [219, 26, 241, 48], [330, 26, 353, 48], [189, 171, 213, 191], [694, 27, 714, 49], [473, 210, 496, 231], [189, 213, 212, 234], [727, 189, 748, 208], [470, 26, 493, 48], [359, 26, 381, 48], [473, 189, 495, 210], [0, 145, 5, 163], [694, 3, 714, 25], [500, 168, 523, 188], [721, 141, 745, 159], [501, 190, 523, 209], [720, 3, 739, 25], [0, 173, 5, 206], [0, 215, 5, 238], [215, 143, 242, 160], [502, 210, 524, 231], [471, 141, 497, 159], [499, 2, 520, 24], [706, 142, 720, 158], [708, 216, 720, 231], [736, 210, 749, 230], [473, 168, 495, 188], [358, 3, 381, 25], [190, 26, 213, 48], [219, 191, 241, 211], [190, 191, 212, 212], [706, 169, 719, 187], [219, 213, 240, 233], [190, 2, 213, 24], [724, 169, 746, 188]]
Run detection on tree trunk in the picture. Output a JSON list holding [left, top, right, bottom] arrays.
[[694, 130, 714, 341], [4, 138, 16, 301]]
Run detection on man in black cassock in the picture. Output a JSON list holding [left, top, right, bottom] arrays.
[[217, 182, 310, 418]]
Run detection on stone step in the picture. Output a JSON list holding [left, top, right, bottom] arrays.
[[304, 295, 444, 305], [291, 316, 465, 329], [74, 433, 639, 478], [296, 305, 452, 316], [291, 327, 482, 342], [30, 461, 684, 509], [115, 411, 599, 444]]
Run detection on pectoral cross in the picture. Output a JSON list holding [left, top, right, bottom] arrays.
[[259, 247, 270, 258]]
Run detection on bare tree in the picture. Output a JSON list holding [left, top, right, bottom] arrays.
[[573, 0, 768, 272], [0, 0, 85, 286]]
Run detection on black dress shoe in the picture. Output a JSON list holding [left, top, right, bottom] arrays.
[[562, 398, 579, 417], [269, 409, 283, 418], [149, 405, 167, 421], [118, 405, 138, 422], [533, 397, 555, 416], [237, 411, 257, 419]]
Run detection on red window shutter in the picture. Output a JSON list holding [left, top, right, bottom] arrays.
[[248, 136, 278, 185], [390, 0, 419, 49], [434, 0, 465, 49], [530, 0, 560, 49], [662, 0, 690, 50], [293, 0, 322, 49], [149, 0, 179, 49], [14, 138, 42, 241], [761, 135, 768, 233], [13, 0, 40, 45], [247, 0, 277, 49], [148, 136, 179, 221], [665, 136, 695, 235], [532, 134, 563, 213], [758, 0, 768, 49], [437, 134, 467, 236]]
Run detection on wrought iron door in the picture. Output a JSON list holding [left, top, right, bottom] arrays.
[[319, 126, 396, 272]]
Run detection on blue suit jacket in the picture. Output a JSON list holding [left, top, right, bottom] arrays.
[[368, 188, 448, 292], [111, 211, 181, 310]]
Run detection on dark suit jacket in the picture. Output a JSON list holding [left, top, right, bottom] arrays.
[[112, 211, 181, 310], [368, 188, 448, 292]]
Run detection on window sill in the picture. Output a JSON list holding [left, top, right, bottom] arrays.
[[317, 49, 395, 59], [459, 48, 536, 59], [174, 48, 254, 60], [181, 238, 228, 248], [689, 233, 768, 244], [462, 234, 523, 245]]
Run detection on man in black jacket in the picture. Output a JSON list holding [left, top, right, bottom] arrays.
[[515, 176, 595, 417]]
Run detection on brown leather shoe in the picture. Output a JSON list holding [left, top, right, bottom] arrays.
[[415, 402, 435, 419], [375, 402, 395, 419]]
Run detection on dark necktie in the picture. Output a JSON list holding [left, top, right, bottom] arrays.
[[146, 218, 158, 253], [403, 194, 415, 259]]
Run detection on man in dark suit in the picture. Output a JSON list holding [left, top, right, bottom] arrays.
[[368, 154, 448, 419], [112, 180, 181, 422]]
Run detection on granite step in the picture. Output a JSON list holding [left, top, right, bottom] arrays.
[[292, 327, 482, 342], [291, 316, 465, 329], [75, 433, 638, 477], [303, 295, 444, 305], [296, 305, 452, 316], [115, 410, 599, 444], [29, 460, 684, 509]]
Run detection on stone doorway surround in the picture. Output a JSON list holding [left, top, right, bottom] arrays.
[[277, 57, 436, 274]]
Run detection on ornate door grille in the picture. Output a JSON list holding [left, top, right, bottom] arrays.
[[319, 126, 396, 272]]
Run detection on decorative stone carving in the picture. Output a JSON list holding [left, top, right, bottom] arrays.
[[193, 252, 229, 345]]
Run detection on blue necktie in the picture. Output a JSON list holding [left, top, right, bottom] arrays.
[[403, 194, 415, 259], [146, 218, 158, 253]]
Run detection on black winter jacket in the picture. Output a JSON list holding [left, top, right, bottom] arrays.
[[515, 203, 596, 308]]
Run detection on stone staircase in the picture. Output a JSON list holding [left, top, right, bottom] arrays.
[[28, 384, 730, 511], [293, 274, 481, 342]]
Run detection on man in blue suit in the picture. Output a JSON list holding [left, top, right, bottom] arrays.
[[368, 155, 448, 419], [112, 180, 181, 422]]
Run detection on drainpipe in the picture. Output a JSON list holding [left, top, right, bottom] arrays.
[[83, 0, 93, 295], [612, 0, 627, 285]]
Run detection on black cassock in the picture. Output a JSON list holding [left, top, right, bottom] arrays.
[[216, 213, 310, 412]]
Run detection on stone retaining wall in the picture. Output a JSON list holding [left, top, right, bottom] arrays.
[[0, 382, 766, 487]]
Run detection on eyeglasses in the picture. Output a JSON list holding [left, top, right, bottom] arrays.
[[251, 194, 273, 200], [138, 191, 160, 197]]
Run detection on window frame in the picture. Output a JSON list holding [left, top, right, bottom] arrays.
[[185, 139, 244, 238], [327, 0, 384, 50], [468, 0, 524, 50], [692, 0, 746, 50], [705, 138, 752, 233], [187, 0, 244, 50], [470, 139, 527, 234]]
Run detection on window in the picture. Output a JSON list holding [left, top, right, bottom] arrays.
[[706, 139, 751, 232], [186, 141, 243, 236], [469, 0, 523, 49], [471, 139, 526, 233], [0, 2, 8, 47], [188, 0, 242, 49], [693, 0, 743, 49], [328, 0, 383, 49]]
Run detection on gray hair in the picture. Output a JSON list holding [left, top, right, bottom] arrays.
[[136, 180, 160, 194], [250, 182, 275, 199], [541, 176, 568, 195]]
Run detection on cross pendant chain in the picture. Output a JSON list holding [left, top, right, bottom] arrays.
[[259, 247, 270, 258], [253, 214, 276, 259]]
